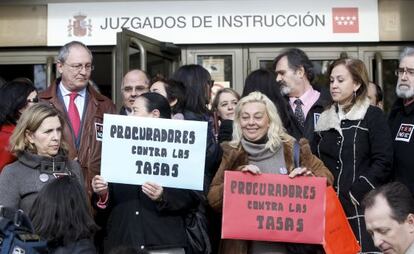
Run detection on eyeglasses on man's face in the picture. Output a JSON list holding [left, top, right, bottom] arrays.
[[395, 67, 414, 78], [64, 63, 94, 72], [27, 97, 39, 103], [122, 85, 148, 94]]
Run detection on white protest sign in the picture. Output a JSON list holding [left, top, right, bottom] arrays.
[[101, 114, 207, 190]]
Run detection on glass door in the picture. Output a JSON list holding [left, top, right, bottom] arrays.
[[360, 46, 403, 112], [181, 46, 245, 102], [0, 50, 57, 91], [249, 46, 359, 88], [115, 28, 181, 109]]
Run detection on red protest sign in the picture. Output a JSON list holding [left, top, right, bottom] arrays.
[[323, 186, 361, 254], [222, 171, 326, 244]]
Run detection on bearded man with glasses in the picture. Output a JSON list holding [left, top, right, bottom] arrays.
[[39, 40, 116, 198], [389, 47, 414, 195]]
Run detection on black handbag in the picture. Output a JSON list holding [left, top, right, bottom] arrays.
[[185, 194, 212, 254]]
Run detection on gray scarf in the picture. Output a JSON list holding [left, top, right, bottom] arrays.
[[241, 138, 286, 174]]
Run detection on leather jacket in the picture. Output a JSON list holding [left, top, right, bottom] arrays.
[[39, 79, 116, 194]]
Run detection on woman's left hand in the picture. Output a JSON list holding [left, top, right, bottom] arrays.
[[142, 182, 164, 201], [288, 167, 314, 178]]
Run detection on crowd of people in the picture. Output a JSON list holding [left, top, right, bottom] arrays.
[[0, 40, 414, 254]]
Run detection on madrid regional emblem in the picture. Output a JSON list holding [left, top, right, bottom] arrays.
[[68, 13, 92, 37]]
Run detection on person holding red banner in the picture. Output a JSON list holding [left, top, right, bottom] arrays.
[[208, 91, 333, 254], [313, 58, 393, 253]]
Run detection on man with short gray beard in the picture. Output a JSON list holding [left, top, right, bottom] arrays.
[[273, 48, 331, 143], [388, 47, 414, 195]]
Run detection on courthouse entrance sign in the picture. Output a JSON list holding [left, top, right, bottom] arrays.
[[48, 0, 379, 46]]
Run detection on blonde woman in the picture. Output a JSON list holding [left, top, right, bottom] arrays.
[[208, 91, 333, 254]]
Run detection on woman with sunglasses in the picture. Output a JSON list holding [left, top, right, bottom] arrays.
[[0, 78, 38, 171]]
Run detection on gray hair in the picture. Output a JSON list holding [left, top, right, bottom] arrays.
[[57, 41, 92, 63], [400, 47, 414, 62]]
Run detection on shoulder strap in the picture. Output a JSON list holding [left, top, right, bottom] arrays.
[[293, 141, 300, 168], [212, 112, 219, 142]]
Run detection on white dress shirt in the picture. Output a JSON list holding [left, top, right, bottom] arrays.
[[59, 82, 87, 119]]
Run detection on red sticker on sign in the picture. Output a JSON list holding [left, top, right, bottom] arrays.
[[332, 8, 359, 33]]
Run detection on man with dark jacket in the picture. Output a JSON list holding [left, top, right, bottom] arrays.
[[388, 47, 414, 194], [39, 40, 116, 195], [273, 48, 331, 142]]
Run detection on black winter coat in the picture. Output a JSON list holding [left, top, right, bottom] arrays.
[[313, 99, 393, 253], [183, 110, 222, 194], [100, 183, 199, 253], [388, 98, 414, 194]]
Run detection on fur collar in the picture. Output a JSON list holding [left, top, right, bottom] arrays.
[[315, 98, 370, 134]]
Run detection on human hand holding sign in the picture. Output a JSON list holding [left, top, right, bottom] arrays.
[[240, 164, 261, 175], [288, 167, 314, 178], [142, 182, 164, 201], [92, 175, 108, 198]]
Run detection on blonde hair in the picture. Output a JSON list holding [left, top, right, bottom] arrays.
[[9, 103, 68, 155], [230, 91, 292, 151]]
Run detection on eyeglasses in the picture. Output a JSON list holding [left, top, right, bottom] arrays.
[[395, 67, 414, 77], [64, 63, 94, 72], [207, 80, 215, 87], [27, 97, 39, 103], [122, 85, 148, 93]]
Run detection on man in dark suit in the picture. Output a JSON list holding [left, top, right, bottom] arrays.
[[273, 48, 331, 142]]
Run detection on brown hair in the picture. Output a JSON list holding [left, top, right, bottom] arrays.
[[328, 58, 368, 111]]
